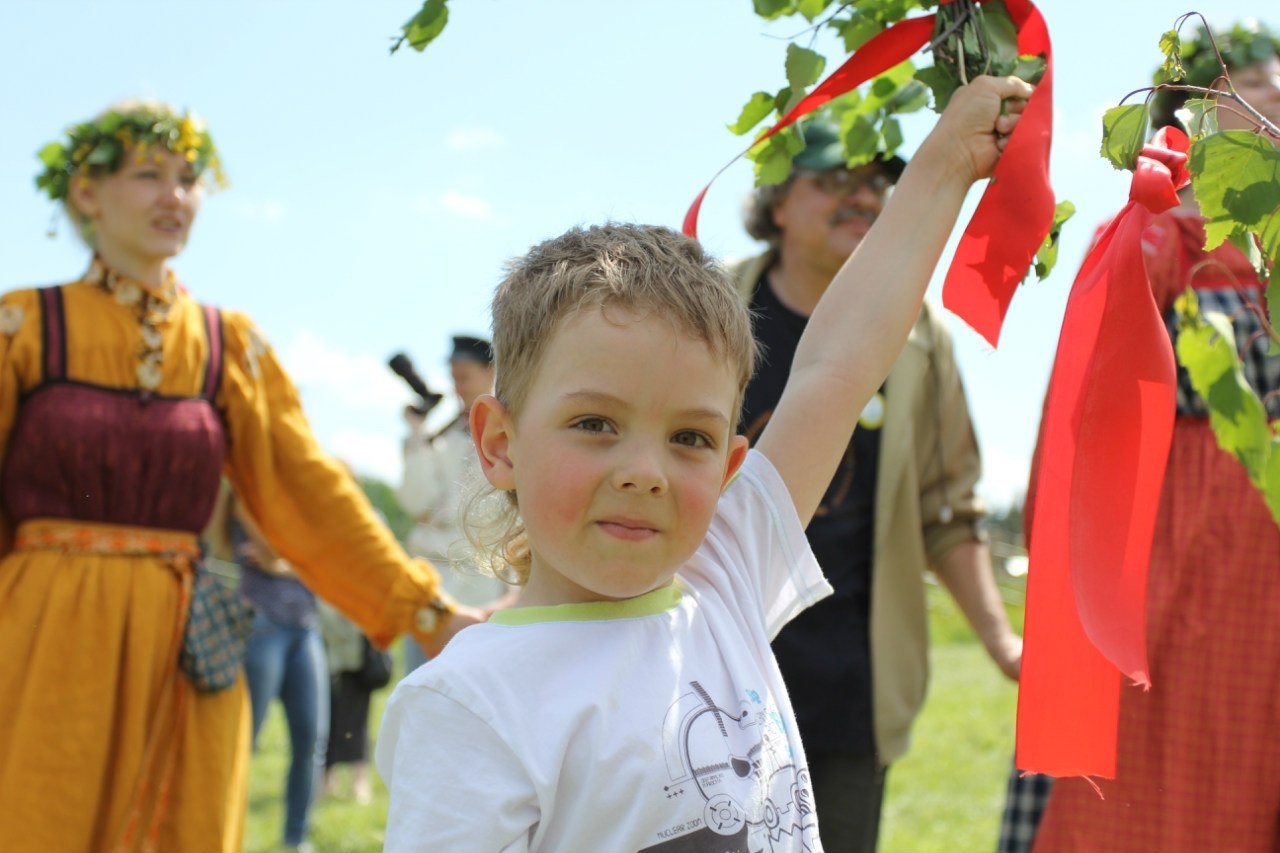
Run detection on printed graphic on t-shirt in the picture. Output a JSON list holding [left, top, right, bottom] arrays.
[[641, 680, 818, 852]]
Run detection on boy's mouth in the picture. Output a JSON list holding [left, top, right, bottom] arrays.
[[597, 518, 659, 541]]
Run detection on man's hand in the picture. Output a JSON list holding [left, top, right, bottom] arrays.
[[403, 406, 428, 436], [990, 633, 1023, 682], [924, 75, 1035, 186]]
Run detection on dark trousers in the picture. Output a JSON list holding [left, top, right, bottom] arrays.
[[809, 751, 889, 853]]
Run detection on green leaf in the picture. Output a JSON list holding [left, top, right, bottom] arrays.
[[785, 43, 826, 93], [795, 0, 829, 23], [1263, 437, 1280, 526], [1032, 200, 1076, 281], [839, 113, 880, 167], [400, 0, 449, 53], [853, 61, 916, 117], [84, 140, 119, 167], [775, 85, 799, 115], [880, 116, 903, 152], [916, 64, 959, 112], [1099, 104, 1150, 170], [1269, 271, 1280, 348], [833, 12, 883, 52], [1011, 55, 1047, 86], [1180, 98, 1219, 140], [1188, 130, 1280, 265], [728, 92, 777, 136], [37, 143, 65, 168], [1158, 29, 1185, 81], [753, 0, 794, 21], [749, 129, 805, 186], [1227, 229, 1268, 282], [1175, 306, 1274, 484], [976, 0, 1021, 76], [887, 79, 930, 114], [869, 0, 922, 24]]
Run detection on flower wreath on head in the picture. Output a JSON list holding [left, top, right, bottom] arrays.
[[35, 104, 228, 202]]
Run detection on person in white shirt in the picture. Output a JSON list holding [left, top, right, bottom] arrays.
[[398, 335, 514, 676], [376, 75, 1032, 851]]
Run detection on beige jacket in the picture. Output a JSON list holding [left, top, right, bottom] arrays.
[[730, 250, 986, 763]]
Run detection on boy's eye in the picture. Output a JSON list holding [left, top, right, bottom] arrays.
[[572, 417, 612, 434], [672, 431, 712, 449]]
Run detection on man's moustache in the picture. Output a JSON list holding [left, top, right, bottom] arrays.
[[829, 207, 878, 226]]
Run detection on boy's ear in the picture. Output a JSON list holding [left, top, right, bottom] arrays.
[[470, 394, 517, 491], [721, 434, 751, 493]]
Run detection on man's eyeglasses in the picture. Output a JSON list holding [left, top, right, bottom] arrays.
[[800, 167, 893, 197]]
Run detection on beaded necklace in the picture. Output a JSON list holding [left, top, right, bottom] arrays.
[[83, 257, 178, 391]]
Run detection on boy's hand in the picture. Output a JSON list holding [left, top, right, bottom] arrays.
[[922, 75, 1035, 185]]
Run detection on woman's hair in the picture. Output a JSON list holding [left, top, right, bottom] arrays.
[[463, 222, 759, 584], [1152, 20, 1280, 131], [37, 99, 226, 244]]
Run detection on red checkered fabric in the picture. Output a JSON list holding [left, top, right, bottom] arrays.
[[1033, 419, 1280, 852]]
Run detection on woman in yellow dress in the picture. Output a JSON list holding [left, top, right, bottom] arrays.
[[0, 102, 477, 852]]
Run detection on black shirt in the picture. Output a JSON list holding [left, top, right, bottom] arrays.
[[742, 273, 882, 756]]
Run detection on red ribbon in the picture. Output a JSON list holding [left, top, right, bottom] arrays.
[[941, 0, 1055, 346], [1016, 127, 1189, 778], [683, 0, 1055, 348]]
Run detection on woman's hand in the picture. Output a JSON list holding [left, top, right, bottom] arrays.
[[416, 604, 487, 657]]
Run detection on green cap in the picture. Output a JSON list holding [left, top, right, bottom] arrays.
[[793, 120, 906, 180]]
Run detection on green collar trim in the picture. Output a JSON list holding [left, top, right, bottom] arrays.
[[490, 583, 682, 625]]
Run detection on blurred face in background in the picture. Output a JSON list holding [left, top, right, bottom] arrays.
[[452, 358, 496, 411], [1216, 56, 1280, 130], [70, 146, 202, 273], [770, 163, 893, 278]]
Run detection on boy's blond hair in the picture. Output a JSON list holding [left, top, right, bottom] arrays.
[[466, 222, 758, 583]]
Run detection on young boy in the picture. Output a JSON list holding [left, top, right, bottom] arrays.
[[377, 75, 1032, 851]]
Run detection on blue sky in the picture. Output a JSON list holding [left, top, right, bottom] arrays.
[[0, 0, 1263, 507]]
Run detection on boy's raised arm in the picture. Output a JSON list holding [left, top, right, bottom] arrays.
[[755, 75, 1035, 526]]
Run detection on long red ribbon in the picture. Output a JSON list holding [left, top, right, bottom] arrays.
[[1017, 127, 1189, 778], [683, 0, 1055, 348], [941, 0, 1055, 346]]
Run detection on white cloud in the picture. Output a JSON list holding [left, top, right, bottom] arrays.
[[280, 329, 407, 410], [977, 446, 1030, 511], [325, 428, 402, 483], [439, 191, 493, 220], [407, 190, 501, 222], [231, 198, 287, 222], [446, 127, 504, 151]]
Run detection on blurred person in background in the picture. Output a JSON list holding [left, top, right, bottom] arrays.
[[1031, 21, 1280, 853], [731, 117, 1022, 852], [398, 334, 515, 677], [0, 100, 479, 851]]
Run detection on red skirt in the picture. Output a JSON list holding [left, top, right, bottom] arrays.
[[1034, 419, 1280, 852]]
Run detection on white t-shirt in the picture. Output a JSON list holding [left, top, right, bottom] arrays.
[[377, 450, 832, 852]]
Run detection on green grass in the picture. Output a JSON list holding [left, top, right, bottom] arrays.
[[246, 584, 1024, 851], [880, 582, 1023, 852]]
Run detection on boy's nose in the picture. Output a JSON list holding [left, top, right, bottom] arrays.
[[613, 452, 668, 496]]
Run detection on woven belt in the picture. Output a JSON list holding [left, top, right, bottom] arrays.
[[15, 518, 201, 560]]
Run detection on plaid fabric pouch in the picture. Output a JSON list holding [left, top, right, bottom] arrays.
[[179, 567, 255, 693]]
